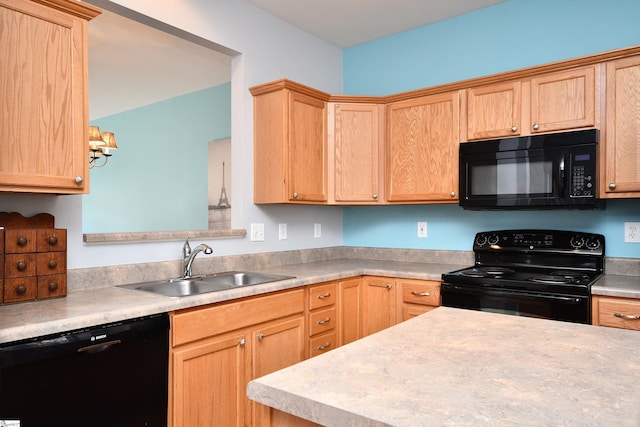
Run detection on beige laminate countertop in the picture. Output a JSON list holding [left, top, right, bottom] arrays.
[[0, 259, 463, 344], [248, 306, 640, 426]]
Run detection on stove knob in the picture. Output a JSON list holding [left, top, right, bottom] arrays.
[[487, 234, 499, 245], [475, 235, 488, 246], [586, 237, 601, 250], [570, 235, 585, 249]]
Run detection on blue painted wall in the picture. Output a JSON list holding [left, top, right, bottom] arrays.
[[343, 0, 640, 258], [83, 83, 231, 233]]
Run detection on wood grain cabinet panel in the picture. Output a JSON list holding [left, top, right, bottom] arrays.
[[0, 0, 99, 193], [602, 55, 640, 197], [386, 91, 460, 202], [592, 296, 640, 331], [466, 81, 522, 140]]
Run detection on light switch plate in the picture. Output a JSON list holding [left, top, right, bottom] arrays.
[[314, 223, 321, 238], [250, 223, 265, 242], [279, 223, 287, 240]]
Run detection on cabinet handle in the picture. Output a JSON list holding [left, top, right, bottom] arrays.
[[368, 282, 392, 289], [17, 261, 27, 271], [532, 123, 539, 130], [317, 293, 331, 299], [372, 194, 378, 200], [16, 285, 26, 295], [411, 291, 431, 297], [317, 317, 331, 325], [450, 191, 456, 197], [317, 342, 332, 351], [614, 312, 640, 320], [292, 192, 298, 198], [48, 282, 58, 291], [17, 237, 28, 247], [48, 259, 58, 269], [258, 333, 265, 341], [48, 236, 58, 246], [511, 126, 517, 132], [239, 338, 246, 346], [75, 176, 84, 184], [608, 183, 616, 190]]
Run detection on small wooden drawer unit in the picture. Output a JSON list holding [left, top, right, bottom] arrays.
[[399, 279, 441, 321], [1, 213, 67, 304], [592, 296, 640, 331], [308, 282, 338, 357]]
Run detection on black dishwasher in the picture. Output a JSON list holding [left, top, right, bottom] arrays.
[[0, 313, 169, 426]]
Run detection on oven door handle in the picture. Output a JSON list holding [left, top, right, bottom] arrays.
[[443, 284, 585, 304]]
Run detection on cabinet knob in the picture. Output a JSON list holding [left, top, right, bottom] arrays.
[[372, 194, 378, 200], [511, 126, 517, 132], [48, 282, 58, 291], [48, 236, 58, 246], [16, 285, 26, 295], [386, 283, 392, 289], [292, 192, 298, 198], [75, 176, 84, 184], [450, 191, 456, 197], [17, 237, 28, 247], [532, 123, 539, 130], [609, 183, 616, 190], [17, 261, 27, 271], [239, 338, 246, 346], [258, 333, 265, 341], [48, 259, 58, 269]]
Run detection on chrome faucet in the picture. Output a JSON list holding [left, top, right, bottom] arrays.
[[181, 237, 213, 279]]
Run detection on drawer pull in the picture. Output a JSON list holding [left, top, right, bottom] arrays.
[[16, 285, 26, 295], [317, 342, 332, 351], [239, 338, 246, 346], [614, 312, 640, 320], [17, 261, 27, 271], [316, 317, 331, 325], [17, 237, 28, 247], [258, 333, 265, 341], [317, 293, 331, 299], [48, 236, 58, 246], [411, 291, 431, 297], [48, 259, 58, 269], [48, 282, 58, 291]]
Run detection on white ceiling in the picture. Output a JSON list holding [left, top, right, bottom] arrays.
[[88, 0, 506, 119], [246, 0, 507, 48]]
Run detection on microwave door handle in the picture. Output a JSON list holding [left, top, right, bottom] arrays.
[[559, 156, 565, 197]]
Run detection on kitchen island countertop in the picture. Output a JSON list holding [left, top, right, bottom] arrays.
[[248, 306, 640, 426]]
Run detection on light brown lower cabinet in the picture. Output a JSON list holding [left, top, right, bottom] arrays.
[[592, 295, 640, 331], [169, 289, 306, 427]]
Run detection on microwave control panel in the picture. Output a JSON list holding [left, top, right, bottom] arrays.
[[569, 152, 595, 198]]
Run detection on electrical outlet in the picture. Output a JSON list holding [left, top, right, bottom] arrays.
[[279, 223, 287, 240], [314, 223, 322, 238], [624, 222, 640, 243], [417, 222, 427, 238], [250, 223, 265, 242]]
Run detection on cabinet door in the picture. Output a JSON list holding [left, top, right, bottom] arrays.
[[0, 0, 92, 193], [362, 276, 396, 336], [251, 316, 306, 426], [171, 332, 248, 427], [331, 103, 382, 203], [338, 277, 363, 345], [386, 92, 460, 202], [466, 81, 521, 140], [530, 67, 596, 134], [603, 56, 640, 196], [288, 91, 327, 202]]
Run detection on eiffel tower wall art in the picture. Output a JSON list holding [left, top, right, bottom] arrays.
[[208, 138, 231, 230]]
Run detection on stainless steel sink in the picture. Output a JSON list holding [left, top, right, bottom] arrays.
[[118, 271, 295, 297]]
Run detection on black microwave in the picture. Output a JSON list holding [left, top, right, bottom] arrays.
[[459, 129, 601, 210]]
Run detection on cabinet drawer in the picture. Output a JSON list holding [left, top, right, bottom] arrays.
[[37, 274, 67, 299], [172, 289, 305, 346], [308, 282, 336, 310], [309, 331, 337, 357], [36, 252, 66, 275], [37, 229, 67, 252], [595, 297, 640, 331], [4, 277, 37, 303], [402, 304, 437, 321], [4, 230, 37, 253], [401, 280, 440, 306], [4, 253, 37, 278], [309, 307, 336, 336]]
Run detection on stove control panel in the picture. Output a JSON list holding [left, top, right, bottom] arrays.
[[474, 230, 604, 255]]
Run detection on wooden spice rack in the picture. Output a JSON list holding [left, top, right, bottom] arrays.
[[0, 212, 67, 304]]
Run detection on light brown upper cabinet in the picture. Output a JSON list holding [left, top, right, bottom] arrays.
[[328, 102, 384, 204], [602, 55, 640, 197], [251, 80, 328, 203], [465, 66, 598, 141], [386, 91, 460, 202], [0, 0, 100, 194]]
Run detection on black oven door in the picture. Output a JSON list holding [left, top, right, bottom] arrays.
[[441, 283, 590, 324]]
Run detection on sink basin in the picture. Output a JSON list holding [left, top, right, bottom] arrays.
[[118, 271, 295, 297]]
